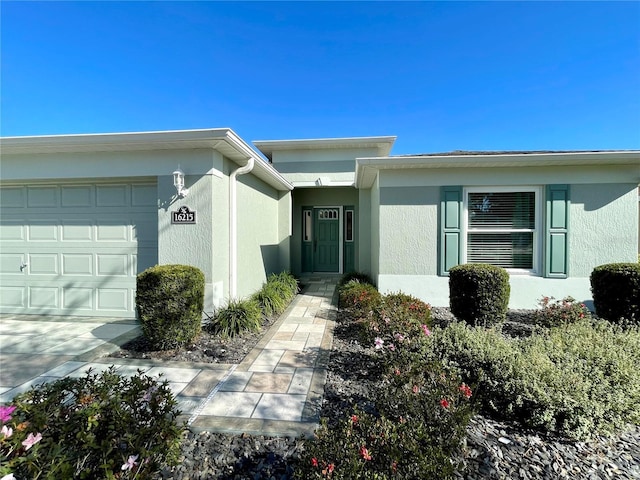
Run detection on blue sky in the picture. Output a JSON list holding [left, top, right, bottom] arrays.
[[2, 1, 639, 154]]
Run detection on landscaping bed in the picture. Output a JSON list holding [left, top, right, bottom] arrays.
[[156, 306, 640, 480]]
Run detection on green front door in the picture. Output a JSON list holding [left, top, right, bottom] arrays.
[[314, 208, 339, 272]]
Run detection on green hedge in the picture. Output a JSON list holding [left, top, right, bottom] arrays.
[[449, 264, 510, 326], [590, 263, 640, 323], [425, 319, 640, 440], [136, 264, 204, 350]]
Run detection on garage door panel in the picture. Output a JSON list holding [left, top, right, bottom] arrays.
[[27, 186, 59, 207], [62, 254, 93, 275], [97, 254, 130, 276], [0, 253, 25, 274], [28, 254, 58, 275], [62, 288, 94, 310], [0, 287, 25, 308], [1, 187, 26, 208], [29, 286, 59, 308], [97, 223, 129, 242], [29, 223, 58, 241], [97, 289, 129, 311], [62, 221, 94, 241], [0, 181, 157, 318], [96, 184, 128, 206], [61, 186, 93, 207], [0, 222, 24, 240], [131, 184, 157, 206]]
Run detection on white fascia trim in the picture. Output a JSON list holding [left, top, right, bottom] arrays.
[[292, 180, 355, 188], [355, 151, 640, 188], [253, 136, 397, 160]]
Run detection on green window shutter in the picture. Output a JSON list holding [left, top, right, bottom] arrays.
[[440, 186, 462, 275], [545, 184, 570, 278]]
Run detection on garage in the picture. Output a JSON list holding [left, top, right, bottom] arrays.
[[0, 181, 157, 318]]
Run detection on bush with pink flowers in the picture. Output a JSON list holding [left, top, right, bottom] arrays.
[[0, 367, 183, 479]]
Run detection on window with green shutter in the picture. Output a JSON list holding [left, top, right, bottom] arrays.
[[440, 185, 569, 277]]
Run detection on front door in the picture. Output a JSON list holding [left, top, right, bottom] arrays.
[[314, 208, 339, 272]]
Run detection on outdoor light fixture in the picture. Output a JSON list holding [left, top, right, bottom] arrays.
[[172, 168, 189, 198]]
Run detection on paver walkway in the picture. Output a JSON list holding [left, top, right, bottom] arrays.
[[0, 275, 338, 437]]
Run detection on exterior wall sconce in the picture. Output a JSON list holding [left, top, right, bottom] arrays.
[[172, 168, 189, 198]]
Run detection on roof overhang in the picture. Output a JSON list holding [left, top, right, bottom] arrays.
[[253, 136, 397, 161], [0, 128, 293, 191], [355, 151, 640, 188]]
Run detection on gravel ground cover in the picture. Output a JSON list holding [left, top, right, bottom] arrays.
[[113, 307, 640, 479]]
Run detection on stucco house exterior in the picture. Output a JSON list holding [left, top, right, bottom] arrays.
[[1, 128, 638, 318]]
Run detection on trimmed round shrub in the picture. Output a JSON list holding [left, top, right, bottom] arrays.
[[136, 264, 204, 350], [590, 263, 640, 323], [449, 264, 510, 326]]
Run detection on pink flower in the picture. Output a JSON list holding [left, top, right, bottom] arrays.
[[394, 333, 405, 342], [421, 324, 431, 336], [359, 445, 372, 461], [459, 383, 472, 398], [412, 385, 420, 394], [374, 337, 384, 349], [387, 343, 396, 351], [351, 414, 358, 424], [121, 454, 139, 471], [22, 432, 42, 450], [311, 457, 319, 467], [0, 405, 16, 423], [1, 425, 13, 439], [440, 398, 450, 409]]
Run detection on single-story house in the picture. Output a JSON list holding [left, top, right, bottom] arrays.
[[1, 128, 638, 318]]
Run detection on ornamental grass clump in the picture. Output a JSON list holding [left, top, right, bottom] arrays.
[[0, 367, 182, 479], [252, 282, 289, 317], [136, 264, 205, 350], [254, 272, 299, 315], [207, 298, 262, 338]]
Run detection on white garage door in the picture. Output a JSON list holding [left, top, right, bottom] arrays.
[[0, 182, 157, 318]]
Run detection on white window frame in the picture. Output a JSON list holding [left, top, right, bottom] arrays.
[[462, 186, 542, 275]]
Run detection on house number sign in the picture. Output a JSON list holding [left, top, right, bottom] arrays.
[[172, 206, 197, 224]]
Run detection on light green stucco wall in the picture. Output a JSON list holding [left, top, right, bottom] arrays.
[[236, 168, 289, 298], [569, 183, 638, 275], [373, 166, 639, 308], [378, 186, 439, 275], [272, 147, 381, 185], [357, 188, 372, 276], [290, 187, 358, 275], [370, 176, 381, 282]]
